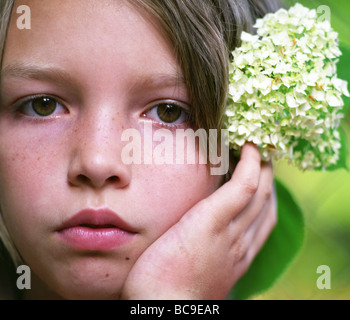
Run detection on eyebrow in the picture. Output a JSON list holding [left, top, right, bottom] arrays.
[[130, 72, 188, 92], [1, 62, 189, 94], [1, 62, 76, 87]]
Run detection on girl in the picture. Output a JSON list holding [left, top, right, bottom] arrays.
[[0, 0, 279, 299]]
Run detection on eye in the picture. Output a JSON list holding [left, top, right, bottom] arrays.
[[17, 96, 67, 117], [157, 104, 182, 123], [144, 101, 190, 126]]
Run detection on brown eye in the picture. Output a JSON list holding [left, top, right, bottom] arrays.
[[156, 103, 182, 123], [32, 97, 57, 116], [18, 96, 66, 118], [144, 100, 190, 127]]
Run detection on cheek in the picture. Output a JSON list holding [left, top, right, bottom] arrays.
[[132, 163, 220, 234], [131, 127, 223, 236], [0, 142, 61, 199], [0, 127, 67, 239]]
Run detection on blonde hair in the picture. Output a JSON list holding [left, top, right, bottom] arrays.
[[0, 0, 14, 66], [0, 0, 281, 267], [0, 0, 22, 267]]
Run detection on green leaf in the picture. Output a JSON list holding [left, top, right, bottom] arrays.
[[230, 179, 305, 300]]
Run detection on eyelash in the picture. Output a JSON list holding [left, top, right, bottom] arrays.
[[14, 94, 68, 119], [12, 95, 192, 128], [143, 100, 191, 129]]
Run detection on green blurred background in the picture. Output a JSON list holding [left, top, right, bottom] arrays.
[[255, 0, 350, 300]]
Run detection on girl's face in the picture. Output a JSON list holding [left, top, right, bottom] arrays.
[[0, 0, 221, 299]]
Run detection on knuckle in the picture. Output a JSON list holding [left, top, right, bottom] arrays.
[[198, 202, 225, 235], [263, 184, 273, 200], [241, 179, 259, 196], [232, 234, 248, 264]]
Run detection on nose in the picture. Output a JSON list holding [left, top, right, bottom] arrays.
[[68, 109, 131, 190]]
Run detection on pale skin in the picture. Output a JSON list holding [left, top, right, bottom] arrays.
[[0, 0, 276, 299]]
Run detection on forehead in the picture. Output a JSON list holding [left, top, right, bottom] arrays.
[[3, 0, 181, 85]]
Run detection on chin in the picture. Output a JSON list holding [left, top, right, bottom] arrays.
[[59, 285, 122, 300], [47, 272, 125, 300], [29, 257, 129, 300]]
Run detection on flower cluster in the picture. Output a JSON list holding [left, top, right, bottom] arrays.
[[225, 3, 349, 170]]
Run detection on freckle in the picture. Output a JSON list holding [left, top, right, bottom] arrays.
[[125, 257, 130, 261], [105, 273, 109, 278]]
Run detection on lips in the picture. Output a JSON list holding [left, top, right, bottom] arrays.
[[56, 208, 136, 251]]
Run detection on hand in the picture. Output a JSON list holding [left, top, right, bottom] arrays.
[[121, 143, 277, 300]]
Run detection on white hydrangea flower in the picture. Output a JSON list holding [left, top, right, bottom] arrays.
[[225, 3, 349, 170]]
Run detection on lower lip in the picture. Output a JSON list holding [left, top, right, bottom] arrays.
[[57, 226, 135, 251]]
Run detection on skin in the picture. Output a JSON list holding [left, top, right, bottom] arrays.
[[0, 0, 276, 299]]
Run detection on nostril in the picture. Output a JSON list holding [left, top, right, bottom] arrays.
[[107, 176, 119, 183], [68, 152, 131, 189], [77, 174, 91, 184], [76, 174, 120, 186]]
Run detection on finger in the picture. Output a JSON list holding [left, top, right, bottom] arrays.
[[247, 185, 277, 260], [228, 160, 274, 237], [239, 195, 271, 250], [200, 143, 262, 228], [225, 161, 273, 272], [226, 199, 269, 269], [233, 185, 277, 278], [228, 196, 276, 285]]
